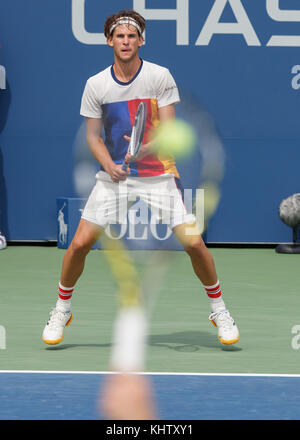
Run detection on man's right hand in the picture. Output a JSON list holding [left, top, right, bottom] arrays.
[[106, 163, 129, 183]]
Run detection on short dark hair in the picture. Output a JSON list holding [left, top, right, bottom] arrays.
[[104, 9, 146, 38]]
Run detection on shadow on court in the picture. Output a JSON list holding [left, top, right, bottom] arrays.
[[46, 343, 111, 351], [46, 331, 241, 353], [149, 331, 242, 352]]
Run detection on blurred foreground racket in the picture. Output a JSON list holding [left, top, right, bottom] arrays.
[[72, 95, 225, 419]]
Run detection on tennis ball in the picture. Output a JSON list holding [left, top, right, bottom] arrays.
[[151, 118, 196, 158]]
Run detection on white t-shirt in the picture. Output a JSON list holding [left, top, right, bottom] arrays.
[[80, 59, 180, 177]]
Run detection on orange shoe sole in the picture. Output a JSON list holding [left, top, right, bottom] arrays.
[[210, 318, 240, 345], [42, 313, 73, 345]]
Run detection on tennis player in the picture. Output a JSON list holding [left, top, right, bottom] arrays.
[[42, 9, 239, 348], [0, 64, 7, 251], [0, 231, 6, 250]]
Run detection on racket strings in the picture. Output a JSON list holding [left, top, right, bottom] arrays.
[[100, 233, 142, 308]]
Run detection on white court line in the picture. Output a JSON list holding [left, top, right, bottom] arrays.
[[0, 370, 300, 378]]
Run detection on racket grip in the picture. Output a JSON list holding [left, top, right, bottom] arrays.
[[122, 160, 129, 171]]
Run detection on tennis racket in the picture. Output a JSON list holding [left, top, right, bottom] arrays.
[[122, 101, 147, 171]]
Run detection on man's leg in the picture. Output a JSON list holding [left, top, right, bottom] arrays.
[[42, 219, 104, 345], [173, 222, 239, 345], [60, 219, 104, 287], [174, 224, 218, 285]]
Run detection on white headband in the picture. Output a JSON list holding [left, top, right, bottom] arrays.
[[109, 17, 142, 35]]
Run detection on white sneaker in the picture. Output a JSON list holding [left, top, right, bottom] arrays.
[[42, 307, 73, 345], [209, 309, 240, 345], [0, 233, 7, 250]]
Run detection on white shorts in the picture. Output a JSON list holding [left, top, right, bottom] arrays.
[[82, 171, 196, 230]]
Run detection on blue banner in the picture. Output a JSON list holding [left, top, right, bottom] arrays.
[[1, 0, 300, 243]]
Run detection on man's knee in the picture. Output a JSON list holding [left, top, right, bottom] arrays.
[[185, 237, 206, 257], [69, 236, 93, 256], [67, 220, 102, 256]]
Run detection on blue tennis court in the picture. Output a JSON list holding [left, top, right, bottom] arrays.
[[1, 371, 300, 420]]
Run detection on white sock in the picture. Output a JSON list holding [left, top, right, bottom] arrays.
[[203, 280, 226, 313], [56, 298, 71, 312], [210, 297, 226, 314], [56, 282, 73, 312]]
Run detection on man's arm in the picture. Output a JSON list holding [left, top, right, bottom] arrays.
[[158, 103, 175, 122], [86, 117, 128, 183]]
